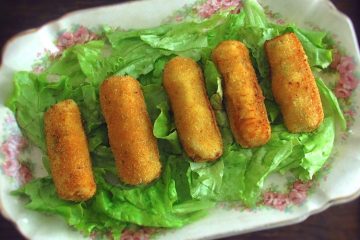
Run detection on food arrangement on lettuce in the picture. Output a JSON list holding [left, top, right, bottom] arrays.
[[5, 0, 350, 238]]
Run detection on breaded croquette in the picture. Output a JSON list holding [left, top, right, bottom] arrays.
[[163, 57, 223, 162], [99, 76, 161, 185], [44, 99, 96, 201], [265, 33, 324, 132], [212, 40, 271, 148]]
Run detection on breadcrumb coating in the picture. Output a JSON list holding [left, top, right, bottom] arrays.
[[100, 76, 161, 185], [265, 33, 324, 132], [163, 57, 223, 162], [212, 40, 271, 148], [44, 99, 96, 201]]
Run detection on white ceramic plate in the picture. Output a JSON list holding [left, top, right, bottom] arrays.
[[0, 0, 359, 239]]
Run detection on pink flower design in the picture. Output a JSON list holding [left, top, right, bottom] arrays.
[[121, 228, 155, 240], [335, 84, 352, 98], [19, 164, 32, 184], [1, 135, 32, 184], [4, 114, 16, 124], [289, 189, 307, 205], [197, 0, 242, 19], [32, 26, 99, 73], [74, 26, 98, 44], [2, 157, 20, 177], [332, 54, 359, 99], [337, 56, 356, 75], [293, 181, 312, 192], [344, 109, 355, 117], [330, 49, 341, 69], [341, 72, 359, 90], [288, 181, 312, 205], [57, 32, 75, 51], [1, 135, 27, 162], [276, 19, 285, 24], [263, 192, 289, 210], [272, 193, 289, 210], [56, 26, 98, 52], [33, 65, 45, 74], [263, 181, 312, 210]]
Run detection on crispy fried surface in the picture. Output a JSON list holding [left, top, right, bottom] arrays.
[[44, 99, 96, 201], [99, 76, 161, 185], [163, 57, 223, 162], [212, 40, 271, 148], [265, 33, 324, 132]]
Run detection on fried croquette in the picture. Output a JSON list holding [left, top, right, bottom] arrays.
[[163, 57, 223, 162], [44, 99, 96, 201], [212, 40, 271, 148], [99, 76, 161, 185], [265, 32, 324, 132]]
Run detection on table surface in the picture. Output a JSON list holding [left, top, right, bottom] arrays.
[[0, 0, 359, 239]]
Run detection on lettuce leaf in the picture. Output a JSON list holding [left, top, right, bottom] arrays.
[[7, 0, 344, 237], [7, 72, 72, 150]]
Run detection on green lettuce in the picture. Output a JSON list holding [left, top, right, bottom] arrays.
[[7, 0, 344, 237], [7, 72, 72, 151]]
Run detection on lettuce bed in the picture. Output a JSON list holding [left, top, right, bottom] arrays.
[[7, 0, 345, 238]]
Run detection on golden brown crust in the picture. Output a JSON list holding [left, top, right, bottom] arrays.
[[212, 40, 271, 148], [265, 32, 324, 133], [163, 57, 223, 162], [99, 76, 161, 185], [44, 99, 96, 202]]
